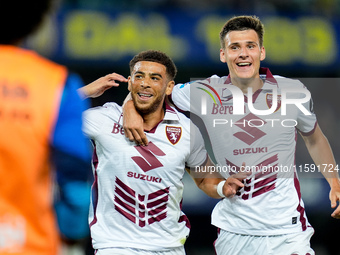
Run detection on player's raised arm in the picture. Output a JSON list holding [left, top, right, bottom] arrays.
[[78, 72, 128, 99], [301, 124, 340, 219]]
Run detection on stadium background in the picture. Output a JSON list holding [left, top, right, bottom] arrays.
[[25, 0, 340, 254]]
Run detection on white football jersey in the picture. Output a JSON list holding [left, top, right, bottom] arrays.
[[83, 102, 207, 250], [171, 68, 317, 235]]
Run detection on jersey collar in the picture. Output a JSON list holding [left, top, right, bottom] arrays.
[[143, 100, 180, 134], [221, 67, 278, 102], [163, 99, 181, 121]]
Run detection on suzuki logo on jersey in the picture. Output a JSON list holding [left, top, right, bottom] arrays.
[[233, 113, 267, 145], [127, 171, 162, 183], [114, 177, 169, 228], [233, 146, 268, 156], [166, 126, 182, 145], [132, 142, 165, 172]]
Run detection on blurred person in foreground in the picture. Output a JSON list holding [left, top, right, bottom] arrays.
[[79, 50, 249, 255], [0, 1, 92, 254], [106, 16, 340, 254]]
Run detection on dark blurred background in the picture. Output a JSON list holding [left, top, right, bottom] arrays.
[[25, 0, 340, 254]]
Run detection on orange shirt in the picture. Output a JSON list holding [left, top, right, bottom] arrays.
[[0, 45, 67, 255]]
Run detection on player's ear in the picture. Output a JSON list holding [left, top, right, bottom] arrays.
[[127, 76, 132, 91], [260, 46, 266, 61], [220, 48, 227, 63], [165, 80, 175, 96]]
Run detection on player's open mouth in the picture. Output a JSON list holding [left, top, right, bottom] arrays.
[[236, 62, 252, 67], [138, 92, 153, 100]]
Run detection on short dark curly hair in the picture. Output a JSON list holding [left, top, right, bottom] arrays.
[[0, 0, 53, 44], [219, 15, 265, 49], [129, 50, 177, 81]]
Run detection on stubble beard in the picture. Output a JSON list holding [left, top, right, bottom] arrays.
[[133, 94, 165, 116]]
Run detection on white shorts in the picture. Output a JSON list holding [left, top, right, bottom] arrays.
[[214, 227, 315, 255], [94, 246, 185, 255]]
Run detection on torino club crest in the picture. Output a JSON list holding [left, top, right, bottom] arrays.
[[166, 126, 182, 145], [266, 93, 282, 112]]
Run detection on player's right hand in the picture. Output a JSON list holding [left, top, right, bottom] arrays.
[[330, 179, 340, 219]]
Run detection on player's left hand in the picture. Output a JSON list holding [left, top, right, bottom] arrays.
[[330, 179, 340, 219], [223, 162, 251, 198]]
